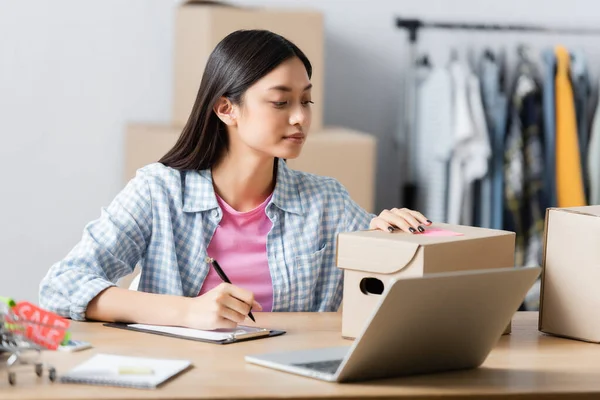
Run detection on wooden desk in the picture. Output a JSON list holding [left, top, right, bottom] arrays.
[[3, 312, 600, 399]]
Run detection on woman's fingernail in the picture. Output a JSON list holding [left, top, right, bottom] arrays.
[[418, 226, 425, 233], [409, 227, 416, 234], [426, 220, 433, 224], [387, 226, 394, 233]]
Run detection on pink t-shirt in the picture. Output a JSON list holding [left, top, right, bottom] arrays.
[[198, 193, 274, 312]]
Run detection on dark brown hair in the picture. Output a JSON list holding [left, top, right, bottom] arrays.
[[159, 29, 311, 171]]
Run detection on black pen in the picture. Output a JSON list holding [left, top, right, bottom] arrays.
[[205, 257, 256, 322]]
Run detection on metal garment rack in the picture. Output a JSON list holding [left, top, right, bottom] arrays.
[[394, 16, 600, 210]]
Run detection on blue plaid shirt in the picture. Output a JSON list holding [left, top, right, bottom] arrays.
[[39, 159, 374, 320]]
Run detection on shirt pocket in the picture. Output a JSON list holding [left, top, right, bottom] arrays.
[[292, 244, 327, 310]]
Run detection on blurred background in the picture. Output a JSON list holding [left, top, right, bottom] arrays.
[[2, 0, 599, 305]]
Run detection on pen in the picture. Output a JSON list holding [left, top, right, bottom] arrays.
[[205, 257, 256, 322]]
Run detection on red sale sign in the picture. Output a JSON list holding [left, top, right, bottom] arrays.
[[9, 302, 70, 350]]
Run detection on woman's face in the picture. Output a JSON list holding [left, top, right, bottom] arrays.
[[230, 56, 313, 160]]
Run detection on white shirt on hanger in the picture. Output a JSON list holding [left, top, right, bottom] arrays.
[[462, 72, 492, 224], [447, 61, 491, 225], [415, 65, 453, 222]]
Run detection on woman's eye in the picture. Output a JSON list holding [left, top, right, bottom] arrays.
[[271, 100, 314, 108]]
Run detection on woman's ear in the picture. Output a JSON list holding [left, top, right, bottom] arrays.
[[213, 97, 237, 126]]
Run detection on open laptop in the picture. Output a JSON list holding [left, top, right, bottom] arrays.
[[245, 266, 541, 383]]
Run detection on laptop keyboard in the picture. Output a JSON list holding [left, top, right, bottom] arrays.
[[292, 359, 343, 374]]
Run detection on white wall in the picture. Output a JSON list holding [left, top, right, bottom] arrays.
[[1, 0, 599, 302], [0, 0, 179, 302]]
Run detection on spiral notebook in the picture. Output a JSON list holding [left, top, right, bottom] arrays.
[[104, 322, 286, 344], [60, 353, 192, 389]]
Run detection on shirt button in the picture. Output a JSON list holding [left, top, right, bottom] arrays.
[[212, 210, 219, 217]]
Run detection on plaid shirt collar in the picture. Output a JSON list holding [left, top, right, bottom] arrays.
[[182, 158, 305, 216]]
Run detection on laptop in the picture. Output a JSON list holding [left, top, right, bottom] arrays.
[[245, 266, 541, 383]]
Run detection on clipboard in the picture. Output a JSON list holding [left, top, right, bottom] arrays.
[[103, 322, 286, 345]]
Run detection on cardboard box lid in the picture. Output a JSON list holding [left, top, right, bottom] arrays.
[[337, 224, 513, 274]]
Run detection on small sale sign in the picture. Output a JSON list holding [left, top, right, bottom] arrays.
[[9, 301, 70, 350]]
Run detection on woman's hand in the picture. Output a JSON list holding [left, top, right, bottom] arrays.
[[182, 283, 263, 330], [369, 208, 432, 234]]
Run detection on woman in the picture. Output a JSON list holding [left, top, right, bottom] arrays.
[[39, 30, 430, 330]]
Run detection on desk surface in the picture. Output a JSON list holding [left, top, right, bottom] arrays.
[[3, 312, 600, 399]]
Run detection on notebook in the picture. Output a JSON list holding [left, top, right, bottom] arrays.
[[59, 353, 192, 389], [104, 322, 286, 344]]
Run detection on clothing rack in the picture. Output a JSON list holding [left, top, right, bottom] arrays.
[[394, 16, 600, 210]]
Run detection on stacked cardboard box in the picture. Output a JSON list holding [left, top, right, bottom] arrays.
[[125, 124, 376, 213], [124, 0, 377, 213], [173, 0, 325, 131]]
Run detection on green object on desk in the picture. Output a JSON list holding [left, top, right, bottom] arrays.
[[0, 296, 16, 308], [61, 331, 72, 345]]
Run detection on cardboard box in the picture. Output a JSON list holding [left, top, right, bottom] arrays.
[[539, 206, 600, 342], [173, 1, 324, 130], [123, 124, 183, 184], [337, 224, 516, 339], [287, 128, 376, 213], [124, 124, 377, 213]]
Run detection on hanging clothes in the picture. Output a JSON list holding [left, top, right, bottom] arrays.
[[480, 50, 508, 230], [588, 79, 600, 205], [447, 61, 471, 225], [504, 58, 545, 268], [555, 46, 587, 207], [522, 87, 546, 268], [541, 49, 557, 209], [414, 62, 453, 222], [447, 59, 490, 225], [478, 53, 495, 229], [463, 71, 491, 225], [586, 72, 599, 162], [571, 50, 592, 199]]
